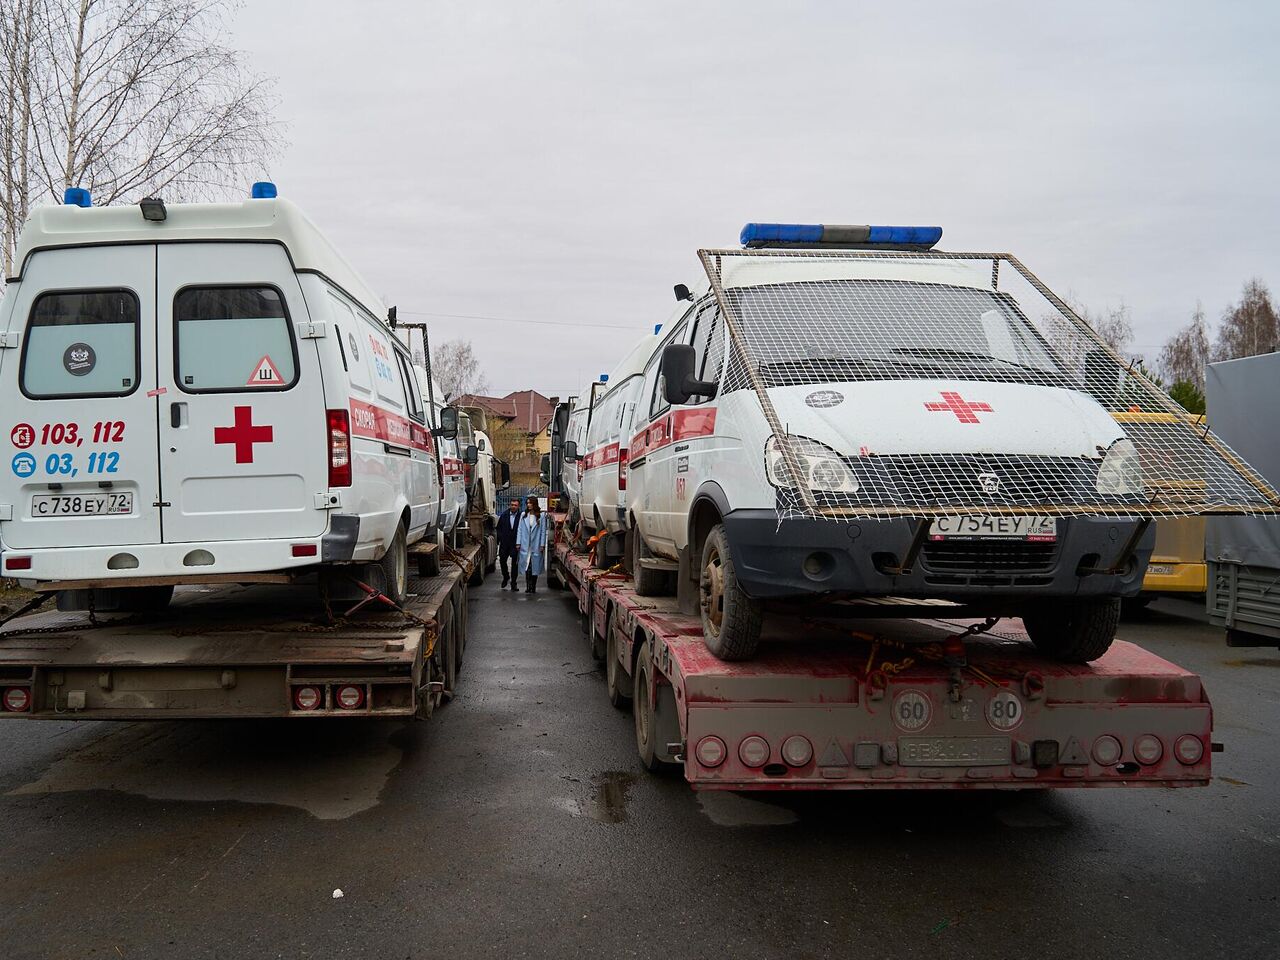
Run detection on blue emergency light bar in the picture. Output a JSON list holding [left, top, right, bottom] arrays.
[[600, 374, 609, 383], [63, 187, 92, 208], [740, 223, 942, 249], [251, 181, 278, 199]]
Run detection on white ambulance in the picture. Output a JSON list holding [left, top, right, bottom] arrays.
[[567, 334, 658, 558], [627, 222, 1169, 663], [0, 184, 460, 608], [556, 388, 594, 529]]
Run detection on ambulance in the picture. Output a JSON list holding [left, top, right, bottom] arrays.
[[567, 334, 658, 559], [0, 184, 460, 608], [626, 222, 1177, 663], [556, 389, 594, 529]]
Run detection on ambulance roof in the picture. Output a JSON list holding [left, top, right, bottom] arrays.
[[11, 196, 386, 321]]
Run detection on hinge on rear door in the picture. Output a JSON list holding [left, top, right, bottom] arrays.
[[315, 492, 342, 510], [297, 321, 327, 339], [0, 332, 18, 349]]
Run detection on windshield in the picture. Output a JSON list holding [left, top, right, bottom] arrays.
[[724, 279, 1069, 388]]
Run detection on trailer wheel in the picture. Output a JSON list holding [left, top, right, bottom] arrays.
[[454, 589, 467, 673], [630, 527, 668, 597], [378, 525, 409, 605], [439, 599, 458, 697], [468, 544, 486, 587], [699, 524, 763, 661], [1022, 597, 1120, 663], [633, 642, 663, 772], [605, 605, 631, 708]]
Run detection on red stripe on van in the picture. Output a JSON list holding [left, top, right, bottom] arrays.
[[582, 442, 621, 472], [349, 398, 434, 454], [632, 407, 717, 458]]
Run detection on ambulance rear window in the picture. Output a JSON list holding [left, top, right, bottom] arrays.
[[21, 289, 140, 399], [175, 286, 297, 392]]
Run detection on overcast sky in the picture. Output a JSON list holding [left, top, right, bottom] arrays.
[[231, 0, 1279, 401]]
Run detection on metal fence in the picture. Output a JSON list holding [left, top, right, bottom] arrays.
[[500, 483, 549, 513]]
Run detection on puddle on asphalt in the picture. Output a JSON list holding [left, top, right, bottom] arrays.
[[696, 791, 799, 827], [8, 720, 405, 820], [554, 770, 637, 823]]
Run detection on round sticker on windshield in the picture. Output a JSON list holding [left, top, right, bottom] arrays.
[[805, 390, 844, 408], [63, 342, 96, 376]]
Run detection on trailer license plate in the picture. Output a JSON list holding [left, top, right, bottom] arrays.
[[898, 736, 1011, 766], [30, 492, 134, 517], [931, 516, 1057, 540]]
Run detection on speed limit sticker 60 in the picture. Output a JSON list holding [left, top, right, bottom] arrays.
[[986, 690, 1024, 731], [892, 690, 931, 732]]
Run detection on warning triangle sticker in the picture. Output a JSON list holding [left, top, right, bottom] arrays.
[[1059, 736, 1089, 766], [818, 739, 850, 767], [246, 355, 285, 387]]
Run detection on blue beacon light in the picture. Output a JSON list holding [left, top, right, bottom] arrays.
[[63, 187, 92, 207], [251, 181, 278, 199]]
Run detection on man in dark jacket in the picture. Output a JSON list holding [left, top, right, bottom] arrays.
[[495, 499, 521, 591]]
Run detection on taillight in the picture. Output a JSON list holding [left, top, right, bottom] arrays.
[[335, 685, 365, 710], [327, 409, 352, 487], [3, 687, 32, 712], [4, 556, 32, 571], [292, 543, 318, 557], [618, 447, 629, 491], [293, 685, 322, 711]]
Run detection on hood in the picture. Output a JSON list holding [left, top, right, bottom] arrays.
[[768, 379, 1125, 458]]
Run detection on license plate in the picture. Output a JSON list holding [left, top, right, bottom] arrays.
[[1147, 564, 1173, 576], [899, 736, 1011, 766], [930, 516, 1057, 541], [30, 492, 134, 517]]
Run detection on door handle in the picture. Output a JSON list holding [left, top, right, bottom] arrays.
[[170, 401, 188, 428]]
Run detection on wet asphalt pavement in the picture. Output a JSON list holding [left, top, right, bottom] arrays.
[[0, 581, 1277, 960]]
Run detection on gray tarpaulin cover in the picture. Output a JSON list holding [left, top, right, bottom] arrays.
[[1206, 352, 1280, 565]]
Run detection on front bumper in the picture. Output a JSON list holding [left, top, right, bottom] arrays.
[[722, 510, 1153, 602]]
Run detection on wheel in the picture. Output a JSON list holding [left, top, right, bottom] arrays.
[[439, 600, 458, 696], [633, 642, 662, 772], [698, 523, 763, 661], [117, 585, 174, 613], [468, 544, 485, 586], [1022, 597, 1120, 663], [377, 525, 409, 605], [485, 536, 497, 573], [454, 596, 466, 674], [629, 527, 668, 597], [605, 605, 631, 708]]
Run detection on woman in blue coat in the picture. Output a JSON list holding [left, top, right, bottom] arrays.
[[515, 495, 549, 593]]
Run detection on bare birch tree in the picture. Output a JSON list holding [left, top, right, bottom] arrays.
[[1, 0, 279, 274], [432, 338, 490, 401], [1213, 278, 1278, 361], [1158, 303, 1211, 392]]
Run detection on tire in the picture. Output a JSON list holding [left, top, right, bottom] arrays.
[[485, 535, 497, 573], [439, 600, 458, 696], [454, 595, 466, 674], [630, 527, 668, 597], [633, 642, 661, 772], [377, 525, 409, 605], [118, 585, 175, 613], [468, 544, 485, 587], [1022, 597, 1121, 663], [605, 605, 631, 708], [698, 523, 763, 661]]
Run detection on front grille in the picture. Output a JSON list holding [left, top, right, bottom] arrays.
[[921, 538, 1058, 574], [849, 453, 1110, 509]]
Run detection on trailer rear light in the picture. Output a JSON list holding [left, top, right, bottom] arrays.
[[738, 735, 770, 768], [327, 409, 352, 487], [292, 544, 318, 557], [292, 685, 322, 711], [4, 556, 31, 571], [334, 684, 365, 710], [780, 735, 813, 767], [1091, 735, 1122, 766], [617, 447, 629, 491], [695, 736, 726, 768], [1174, 734, 1204, 765], [2, 687, 32, 712], [1133, 734, 1163, 765]]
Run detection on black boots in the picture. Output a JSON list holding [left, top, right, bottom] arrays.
[[525, 573, 537, 593]]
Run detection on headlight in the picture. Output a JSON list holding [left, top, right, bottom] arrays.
[[765, 436, 859, 493], [1096, 438, 1145, 496]]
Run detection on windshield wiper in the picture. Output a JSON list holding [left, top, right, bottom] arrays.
[[889, 346, 1054, 376]]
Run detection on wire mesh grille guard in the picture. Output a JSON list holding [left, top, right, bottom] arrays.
[[697, 247, 1280, 521]]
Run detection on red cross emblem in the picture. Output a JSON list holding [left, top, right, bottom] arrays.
[[924, 391, 993, 424], [214, 405, 274, 463]]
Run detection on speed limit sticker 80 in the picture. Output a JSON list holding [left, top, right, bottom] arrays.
[[986, 690, 1024, 731], [892, 690, 931, 732]]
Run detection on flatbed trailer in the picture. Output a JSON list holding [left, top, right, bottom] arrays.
[[551, 530, 1212, 790], [0, 543, 478, 721]]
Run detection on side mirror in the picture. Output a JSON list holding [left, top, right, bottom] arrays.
[[463, 444, 478, 465], [500, 461, 511, 489], [563, 440, 578, 462], [539, 453, 551, 486], [661, 343, 717, 405], [436, 405, 459, 440], [674, 283, 694, 302]]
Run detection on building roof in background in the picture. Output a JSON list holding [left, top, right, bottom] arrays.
[[457, 389, 555, 434]]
